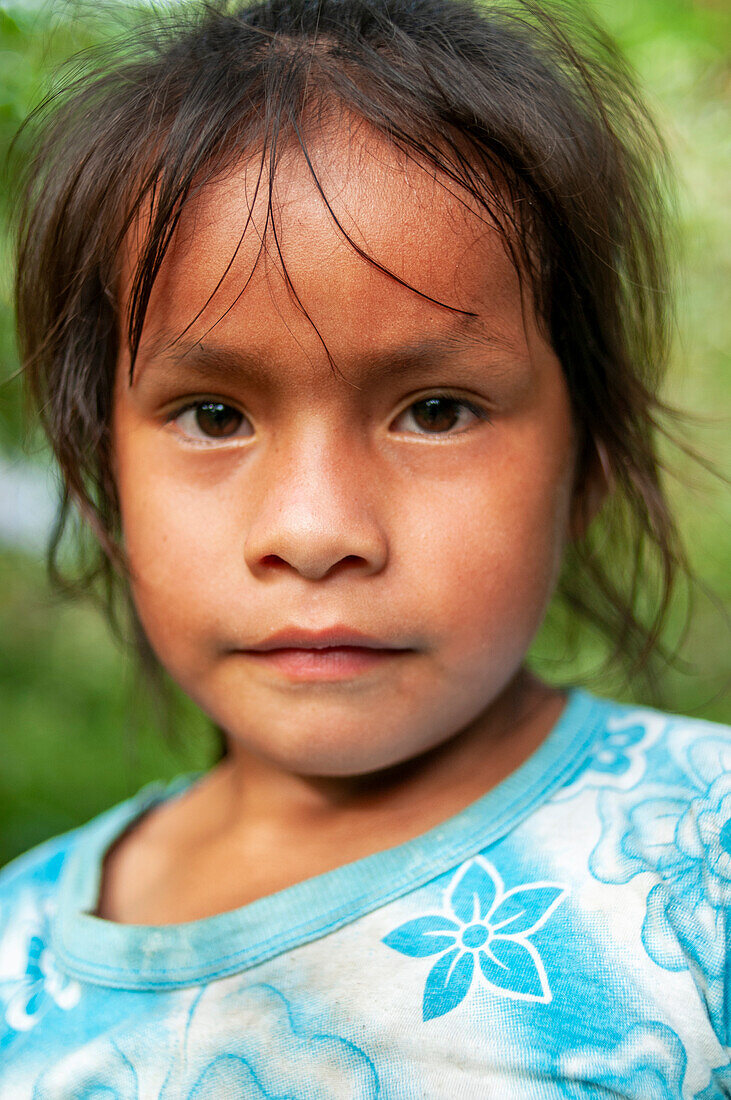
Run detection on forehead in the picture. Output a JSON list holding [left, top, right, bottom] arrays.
[[124, 120, 530, 372]]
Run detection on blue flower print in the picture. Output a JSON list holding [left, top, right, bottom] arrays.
[[590, 727, 731, 1046], [0, 892, 80, 1034], [581, 724, 645, 775], [554, 709, 665, 802], [676, 774, 731, 908], [382, 856, 567, 1020]]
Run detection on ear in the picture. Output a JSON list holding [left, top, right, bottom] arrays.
[[569, 437, 615, 542]]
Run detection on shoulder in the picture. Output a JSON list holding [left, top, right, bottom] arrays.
[[564, 692, 730, 801], [569, 694, 731, 871], [0, 771, 202, 907], [0, 792, 140, 902], [555, 693, 730, 939], [0, 781, 166, 930], [0, 772, 202, 928], [577, 696, 731, 886], [551, 696, 731, 1046], [0, 824, 88, 1039], [0, 804, 118, 949], [0, 777, 196, 1042], [0, 827, 82, 914], [572, 698, 731, 1024]]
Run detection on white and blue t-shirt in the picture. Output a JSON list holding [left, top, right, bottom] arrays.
[[0, 688, 729, 1098]]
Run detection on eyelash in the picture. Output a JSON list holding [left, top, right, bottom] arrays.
[[167, 400, 254, 445], [393, 395, 490, 436], [166, 392, 491, 445]]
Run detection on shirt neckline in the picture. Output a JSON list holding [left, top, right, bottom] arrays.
[[52, 687, 607, 989]]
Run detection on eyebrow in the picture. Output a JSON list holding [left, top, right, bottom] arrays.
[[138, 316, 521, 386]]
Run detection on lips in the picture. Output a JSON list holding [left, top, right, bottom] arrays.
[[246, 626, 406, 652], [238, 626, 412, 680]]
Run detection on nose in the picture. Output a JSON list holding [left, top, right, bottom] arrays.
[[243, 429, 388, 581]]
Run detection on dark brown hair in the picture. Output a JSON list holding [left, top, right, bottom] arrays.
[[14, 0, 700, 722]]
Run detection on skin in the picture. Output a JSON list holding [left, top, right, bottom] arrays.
[[101, 123, 605, 924]]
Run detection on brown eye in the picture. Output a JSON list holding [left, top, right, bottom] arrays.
[[195, 402, 243, 438], [171, 401, 253, 443], [411, 398, 461, 433], [392, 396, 487, 436]]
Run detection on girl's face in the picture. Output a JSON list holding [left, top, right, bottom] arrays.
[[112, 126, 581, 777]]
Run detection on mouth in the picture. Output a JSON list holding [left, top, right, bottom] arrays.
[[238, 627, 413, 681]]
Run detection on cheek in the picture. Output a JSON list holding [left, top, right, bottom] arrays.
[[396, 435, 574, 651], [114, 438, 238, 660]]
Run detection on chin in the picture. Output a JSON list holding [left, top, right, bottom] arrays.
[[247, 724, 431, 779]]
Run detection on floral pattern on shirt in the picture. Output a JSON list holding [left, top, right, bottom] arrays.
[[0, 889, 80, 1034], [382, 856, 567, 1019], [553, 709, 666, 802], [589, 723, 731, 1047], [31, 981, 380, 1100]]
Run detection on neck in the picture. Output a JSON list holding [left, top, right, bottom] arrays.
[[192, 668, 565, 844]]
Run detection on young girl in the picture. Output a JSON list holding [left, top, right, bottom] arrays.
[[1, 0, 728, 1094]]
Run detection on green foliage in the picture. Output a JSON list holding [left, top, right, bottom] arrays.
[[0, 550, 217, 866], [0, 0, 729, 868]]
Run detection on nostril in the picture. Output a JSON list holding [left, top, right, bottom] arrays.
[[259, 554, 289, 569], [256, 553, 367, 576], [323, 554, 369, 577], [246, 518, 387, 579]]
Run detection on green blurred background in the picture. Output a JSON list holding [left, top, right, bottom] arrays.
[[0, 0, 729, 869]]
